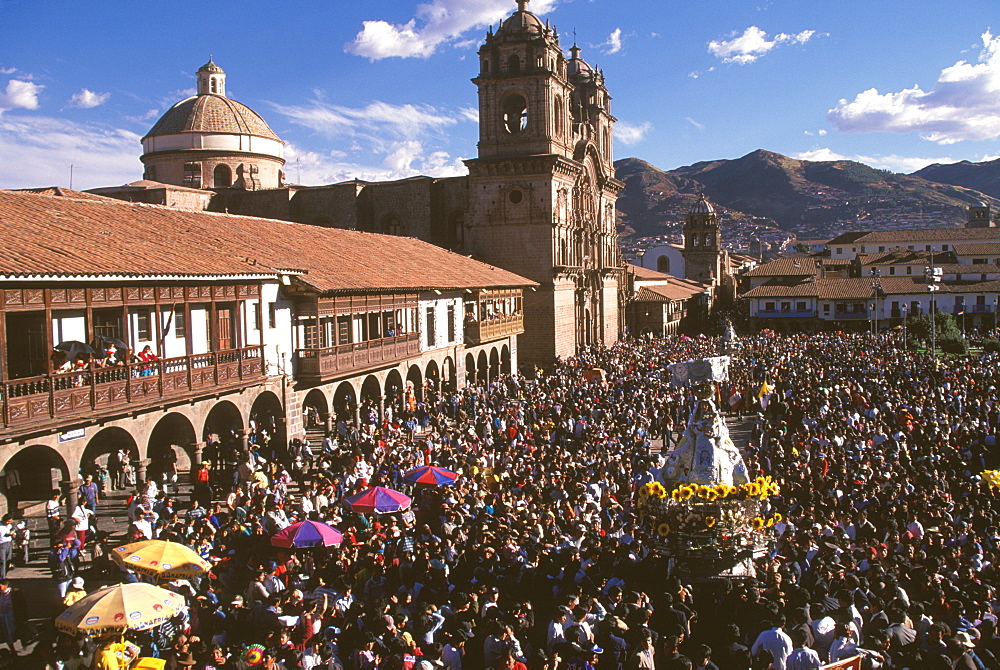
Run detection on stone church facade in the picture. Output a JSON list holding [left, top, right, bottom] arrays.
[[94, 1, 625, 366]]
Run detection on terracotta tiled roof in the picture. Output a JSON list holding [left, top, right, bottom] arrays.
[[828, 228, 1000, 245], [857, 249, 959, 266], [144, 95, 281, 141], [628, 264, 672, 280], [743, 257, 817, 277], [936, 264, 1000, 275], [741, 281, 820, 298], [634, 287, 671, 303], [0, 191, 536, 292], [953, 243, 1000, 256], [635, 282, 708, 303], [822, 259, 852, 266], [742, 276, 1000, 300], [13, 186, 112, 201], [88, 180, 209, 195]]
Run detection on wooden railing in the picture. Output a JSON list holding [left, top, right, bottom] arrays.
[[295, 333, 420, 382], [464, 314, 524, 345], [0, 346, 264, 430]]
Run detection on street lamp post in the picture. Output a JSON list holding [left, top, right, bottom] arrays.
[[870, 268, 882, 337], [925, 261, 941, 355], [994, 297, 998, 335], [902, 304, 908, 350]]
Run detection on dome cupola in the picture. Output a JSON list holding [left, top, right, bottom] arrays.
[[141, 59, 284, 191]]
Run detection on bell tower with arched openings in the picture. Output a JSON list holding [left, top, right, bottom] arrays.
[[464, 0, 623, 365], [683, 194, 725, 285]]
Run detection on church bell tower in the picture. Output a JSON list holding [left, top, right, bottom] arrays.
[[464, 0, 624, 365], [683, 194, 724, 284]]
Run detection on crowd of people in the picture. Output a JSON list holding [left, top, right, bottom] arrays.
[[30, 330, 1000, 670]]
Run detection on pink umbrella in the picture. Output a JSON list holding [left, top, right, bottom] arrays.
[[271, 520, 343, 548], [344, 486, 412, 514]]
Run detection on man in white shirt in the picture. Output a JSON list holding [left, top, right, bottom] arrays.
[[751, 615, 793, 670], [45, 489, 62, 535], [0, 516, 13, 579], [132, 511, 155, 540], [785, 628, 823, 670], [70, 504, 93, 549]]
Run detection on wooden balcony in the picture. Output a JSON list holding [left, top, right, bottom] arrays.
[[295, 333, 420, 383], [464, 314, 524, 345], [0, 346, 264, 436]]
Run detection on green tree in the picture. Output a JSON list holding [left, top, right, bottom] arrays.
[[907, 311, 962, 346]]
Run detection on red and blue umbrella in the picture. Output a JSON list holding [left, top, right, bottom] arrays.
[[344, 486, 412, 514], [403, 465, 460, 487], [270, 520, 343, 548]]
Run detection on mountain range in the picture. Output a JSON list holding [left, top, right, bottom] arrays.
[[615, 150, 1000, 244]]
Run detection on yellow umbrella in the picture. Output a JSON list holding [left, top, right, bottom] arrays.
[[54, 583, 186, 636], [111, 539, 211, 579]]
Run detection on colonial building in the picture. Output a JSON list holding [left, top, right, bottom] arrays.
[[626, 265, 712, 337], [636, 195, 744, 306], [91, 1, 625, 366], [0, 190, 532, 517]]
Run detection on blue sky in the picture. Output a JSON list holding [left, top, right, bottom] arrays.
[[2, 0, 1000, 190]]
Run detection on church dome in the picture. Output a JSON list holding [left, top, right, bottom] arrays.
[[143, 95, 280, 142], [497, 0, 544, 37], [140, 60, 284, 191], [690, 194, 715, 215]]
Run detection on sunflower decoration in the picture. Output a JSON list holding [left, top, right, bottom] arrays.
[[671, 488, 684, 502], [751, 517, 766, 531], [982, 470, 1000, 489], [704, 488, 719, 502], [641, 481, 656, 497], [772, 512, 783, 524], [651, 482, 667, 498], [747, 482, 762, 498], [714, 484, 730, 499], [678, 485, 695, 501], [696, 485, 712, 499], [657, 522, 672, 537], [705, 516, 717, 528]]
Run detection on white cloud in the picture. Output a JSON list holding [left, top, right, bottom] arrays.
[[0, 79, 43, 112], [125, 108, 161, 123], [68, 88, 110, 109], [829, 30, 1000, 144], [459, 106, 479, 123], [616, 120, 652, 145], [384, 140, 425, 172], [282, 142, 467, 185], [272, 99, 465, 144], [708, 26, 816, 65], [0, 67, 16, 75], [793, 147, 961, 173], [0, 115, 141, 189], [684, 117, 705, 131], [818, 129, 827, 136], [346, 0, 557, 60], [794, 148, 849, 162], [601, 28, 623, 55]]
